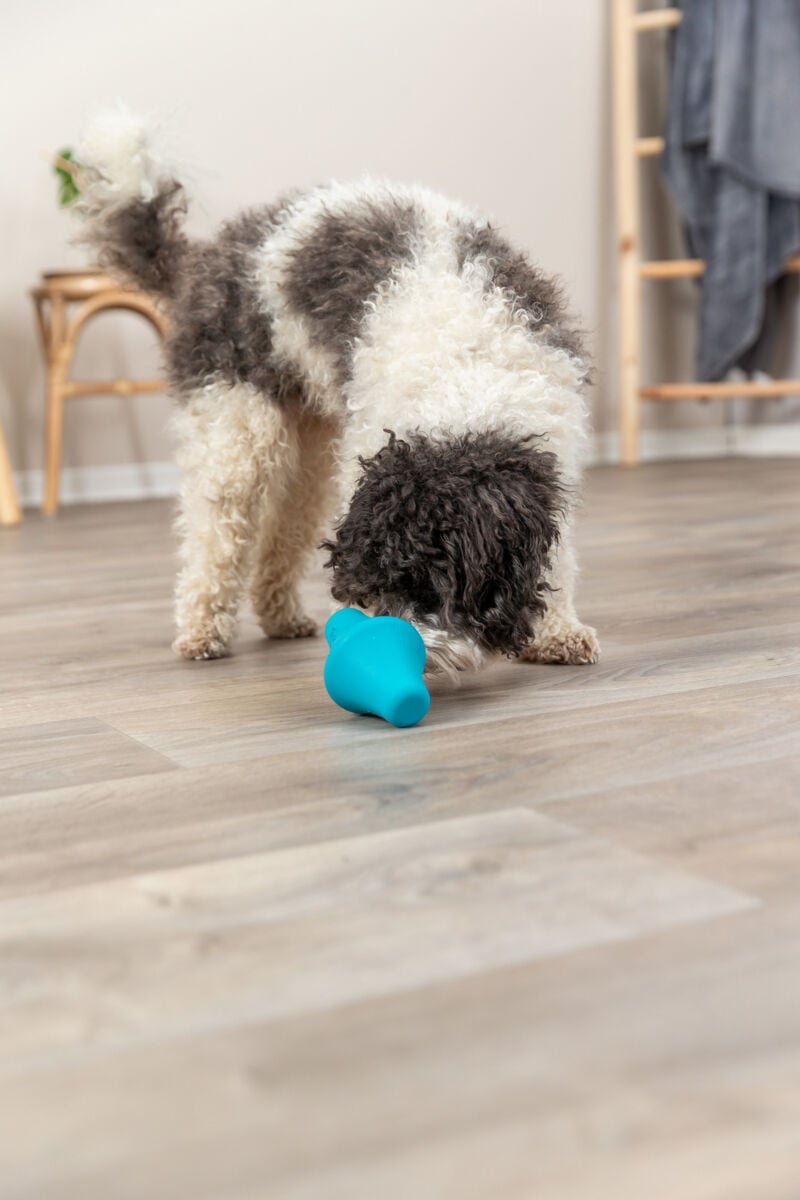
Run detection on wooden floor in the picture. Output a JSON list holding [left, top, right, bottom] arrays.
[[1, 458, 799, 1200]]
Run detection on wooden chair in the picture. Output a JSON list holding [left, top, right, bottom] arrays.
[[0, 419, 21, 526], [611, 1, 800, 463], [31, 270, 169, 514]]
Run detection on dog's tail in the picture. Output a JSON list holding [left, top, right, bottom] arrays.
[[74, 108, 189, 299]]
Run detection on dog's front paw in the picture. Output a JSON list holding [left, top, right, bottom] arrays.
[[520, 623, 600, 665], [172, 633, 230, 661], [266, 614, 319, 639]]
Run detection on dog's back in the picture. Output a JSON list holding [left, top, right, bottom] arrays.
[[76, 112, 586, 450]]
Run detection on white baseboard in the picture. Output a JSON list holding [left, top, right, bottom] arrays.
[[12, 424, 800, 508], [592, 422, 800, 465], [14, 461, 179, 508]]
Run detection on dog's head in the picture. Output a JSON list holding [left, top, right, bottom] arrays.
[[322, 429, 565, 676]]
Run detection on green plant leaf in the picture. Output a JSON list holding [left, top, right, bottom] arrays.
[[53, 146, 81, 207]]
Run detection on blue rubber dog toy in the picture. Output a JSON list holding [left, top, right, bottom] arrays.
[[323, 609, 430, 728]]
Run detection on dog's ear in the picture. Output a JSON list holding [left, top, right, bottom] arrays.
[[428, 450, 563, 654], [322, 430, 566, 655]]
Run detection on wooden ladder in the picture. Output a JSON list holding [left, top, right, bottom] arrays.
[[612, 0, 800, 464]]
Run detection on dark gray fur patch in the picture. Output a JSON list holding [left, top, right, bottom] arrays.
[[456, 222, 585, 359], [282, 196, 419, 379], [166, 204, 304, 404], [81, 179, 190, 300], [322, 429, 565, 656]]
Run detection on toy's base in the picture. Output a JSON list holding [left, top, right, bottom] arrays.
[[382, 687, 430, 728]]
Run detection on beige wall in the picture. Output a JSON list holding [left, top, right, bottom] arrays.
[[1, 0, 796, 493]]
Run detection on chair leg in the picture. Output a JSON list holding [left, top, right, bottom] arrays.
[[0, 419, 21, 526], [42, 365, 67, 515], [41, 294, 69, 516]]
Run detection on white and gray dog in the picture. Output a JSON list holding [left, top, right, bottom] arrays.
[[76, 111, 598, 676]]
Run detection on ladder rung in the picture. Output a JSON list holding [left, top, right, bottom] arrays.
[[633, 8, 682, 32], [640, 379, 800, 400], [641, 259, 704, 279], [641, 256, 800, 279], [62, 379, 165, 398], [636, 136, 664, 157]]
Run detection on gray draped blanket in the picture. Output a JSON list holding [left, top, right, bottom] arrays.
[[662, 0, 800, 381]]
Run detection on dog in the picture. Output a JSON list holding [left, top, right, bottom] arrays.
[[75, 110, 599, 677]]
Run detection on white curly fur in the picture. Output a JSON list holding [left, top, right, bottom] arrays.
[[77, 107, 168, 210], [407, 614, 490, 680], [254, 178, 481, 422], [341, 204, 590, 492], [172, 382, 339, 660]]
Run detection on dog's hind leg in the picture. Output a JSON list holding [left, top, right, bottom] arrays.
[[520, 522, 600, 665], [172, 383, 294, 660], [249, 409, 341, 639]]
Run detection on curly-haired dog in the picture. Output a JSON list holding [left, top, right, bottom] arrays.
[[76, 111, 599, 675]]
